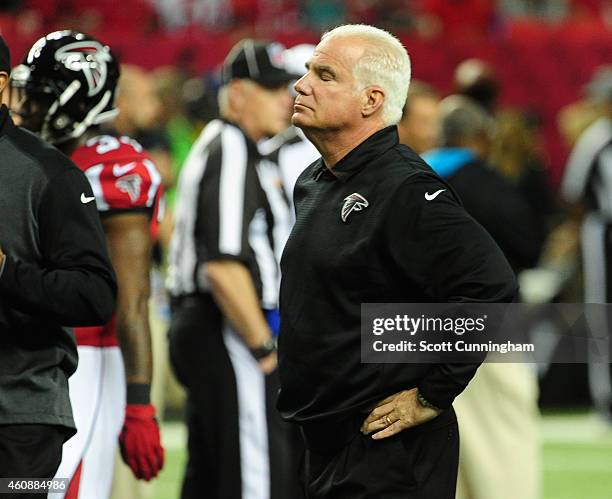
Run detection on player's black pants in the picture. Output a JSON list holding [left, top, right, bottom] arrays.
[[299, 407, 459, 499], [169, 294, 301, 499], [0, 424, 65, 498]]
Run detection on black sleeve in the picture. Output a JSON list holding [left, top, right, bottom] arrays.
[[385, 174, 518, 409], [0, 167, 117, 326]]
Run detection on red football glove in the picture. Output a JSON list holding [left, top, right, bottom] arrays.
[[119, 404, 165, 481]]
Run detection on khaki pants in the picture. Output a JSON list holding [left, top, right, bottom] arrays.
[[455, 362, 541, 499]]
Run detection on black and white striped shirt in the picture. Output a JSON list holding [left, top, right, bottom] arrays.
[[259, 126, 320, 213], [167, 119, 292, 308], [562, 117, 612, 218]]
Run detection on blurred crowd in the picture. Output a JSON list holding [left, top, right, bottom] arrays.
[[1, 0, 611, 36]]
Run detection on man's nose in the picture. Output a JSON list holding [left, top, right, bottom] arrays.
[[293, 73, 308, 95]]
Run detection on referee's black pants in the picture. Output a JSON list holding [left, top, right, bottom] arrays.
[[299, 407, 459, 499], [0, 424, 65, 498], [169, 294, 301, 499]]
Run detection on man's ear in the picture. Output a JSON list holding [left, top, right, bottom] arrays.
[[228, 79, 247, 109], [361, 86, 384, 118]]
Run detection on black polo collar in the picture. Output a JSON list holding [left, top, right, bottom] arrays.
[[313, 125, 399, 183]]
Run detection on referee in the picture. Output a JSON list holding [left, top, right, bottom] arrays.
[[278, 25, 517, 499], [167, 39, 299, 499], [561, 66, 612, 420]]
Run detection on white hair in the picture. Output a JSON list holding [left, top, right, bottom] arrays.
[[321, 24, 411, 126]]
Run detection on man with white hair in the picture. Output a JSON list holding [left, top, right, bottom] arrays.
[[277, 24, 517, 498]]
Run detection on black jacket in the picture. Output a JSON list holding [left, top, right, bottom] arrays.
[[424, 149, 543, 272], [277, 126, 517, 424], [0, 106, 116, 434]]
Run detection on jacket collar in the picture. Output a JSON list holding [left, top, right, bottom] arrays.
[[313, 125, 399, 183]]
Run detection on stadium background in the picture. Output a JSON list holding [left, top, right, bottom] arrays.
[[1, 1, 612, 498]]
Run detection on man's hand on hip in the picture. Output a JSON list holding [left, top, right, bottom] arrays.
[[360, 388, 441, 440]]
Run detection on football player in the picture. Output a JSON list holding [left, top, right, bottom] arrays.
[[10, 31, 164, 498]]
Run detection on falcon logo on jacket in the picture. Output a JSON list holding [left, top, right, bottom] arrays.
[[341, 193, 369, 223]]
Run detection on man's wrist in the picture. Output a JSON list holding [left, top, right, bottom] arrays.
[[249, 337, 276, 360], [126, 382, 151, 405], [416, 389, 441, 412]]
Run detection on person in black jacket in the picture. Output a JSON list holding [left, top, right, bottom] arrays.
[[0, 35, 116, 495], [278, 24, 517, 499], [423, 95, 544, 272]]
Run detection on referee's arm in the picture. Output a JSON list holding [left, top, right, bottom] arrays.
[[206, 260, 276, 373], [195, 133, 276, 373]]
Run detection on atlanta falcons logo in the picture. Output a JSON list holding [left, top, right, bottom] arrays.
[[341, 193, 369, 223], [116, 174, 142, 203], [54, 41, 111, 97]]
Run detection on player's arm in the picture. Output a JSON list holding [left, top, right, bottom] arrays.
[[196, 139, 276, 373], [205, 260, 276, 373], [103, 212, 153, 385], [103, 211, 164, 481]]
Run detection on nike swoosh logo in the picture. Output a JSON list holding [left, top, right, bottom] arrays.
[[425, 189, 446, 201], [113, 162, 136, 177], [81, 193, 96, 204]]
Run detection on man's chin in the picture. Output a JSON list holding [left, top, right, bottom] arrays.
[[291, 112, 310, 129]]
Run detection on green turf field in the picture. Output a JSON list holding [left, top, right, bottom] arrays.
[[154, 412, 612, 499]]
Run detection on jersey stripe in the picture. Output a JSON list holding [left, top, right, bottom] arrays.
[[142, 158, 162, 208], [83, 164, 108, 211], [248, 208, 278, 309], [167, 120, 223, 296], [167, 120, 291, 306], [562, 117, 612, 204], [219, 126, 248, 256], [256, 159, 293, 263]]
